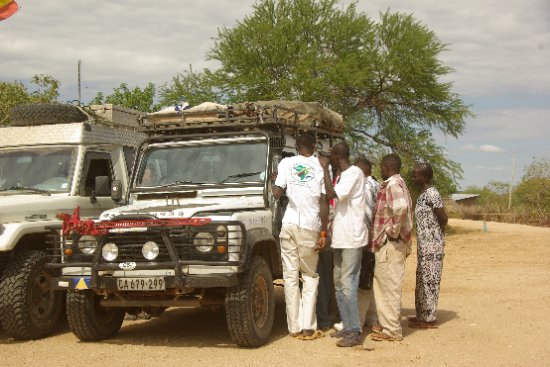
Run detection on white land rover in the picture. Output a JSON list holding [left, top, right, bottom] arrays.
[[0, 103, 145, 339], [50, 101, 342, 347]]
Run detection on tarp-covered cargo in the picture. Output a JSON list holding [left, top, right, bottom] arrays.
[[146, 100, 344, 135]]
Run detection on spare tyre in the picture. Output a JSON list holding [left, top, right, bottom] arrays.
[[10, 103, 89, 126]]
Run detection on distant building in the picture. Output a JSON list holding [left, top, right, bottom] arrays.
[[451, 193, 480, 206]]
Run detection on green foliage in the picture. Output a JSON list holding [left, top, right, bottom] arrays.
[[0, 81, 30, 124], [30, 74, 60, 103], [459, 158, 550, 226], [160, 0, 471, 195], [513, 157, 550, 224], [159, 67, 222, 107], [91, 83, 159, 112], [462, 185, 483, 194], [0, 74, 60, 125]]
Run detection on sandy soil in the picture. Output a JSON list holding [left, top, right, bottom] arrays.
[[1, 219, 549, 367]]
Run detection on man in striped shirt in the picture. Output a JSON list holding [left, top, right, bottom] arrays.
[[370, 153, 413, 342]]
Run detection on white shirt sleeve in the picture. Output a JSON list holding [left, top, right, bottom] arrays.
[[274, 158, 288, 189], [334, 166, 360, 200]]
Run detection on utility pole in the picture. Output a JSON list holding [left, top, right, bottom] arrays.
[[77, 60, 82, 106], [508, 152, 516, 210]]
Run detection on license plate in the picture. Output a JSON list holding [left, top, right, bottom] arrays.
[[116, 277, 165, 291]]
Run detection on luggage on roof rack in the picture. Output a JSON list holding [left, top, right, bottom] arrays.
[[144, 100, 344, 137]]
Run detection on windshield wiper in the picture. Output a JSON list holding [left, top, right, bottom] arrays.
[[220, 171, 262, 183], [0, 186, 51, 195], [157, 180, 203, 188]]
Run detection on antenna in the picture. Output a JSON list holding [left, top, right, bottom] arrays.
[[78, 59, 82, 106]]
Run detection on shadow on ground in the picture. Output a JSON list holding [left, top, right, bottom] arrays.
[[99, 287, 288, 349], [401, 308, 458, 337]]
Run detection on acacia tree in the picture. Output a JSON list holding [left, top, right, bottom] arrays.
[[160, 0, 471, 194], [91, 82, 159, 112], [0, 74, 60, 124], [513, 157, 550, 224]]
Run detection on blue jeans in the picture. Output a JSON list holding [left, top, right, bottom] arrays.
[[333, 248, 363, 333]]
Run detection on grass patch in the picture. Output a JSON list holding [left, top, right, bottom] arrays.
[[445, 225, 481, 237]]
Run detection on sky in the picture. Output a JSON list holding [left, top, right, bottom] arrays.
[[1, 0, 549, 189]]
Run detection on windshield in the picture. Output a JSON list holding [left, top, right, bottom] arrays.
[[137, 141, 268, 187], [0, 147, 76, 193]]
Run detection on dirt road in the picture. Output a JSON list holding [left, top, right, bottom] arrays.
[[1, 219, 549, 367]]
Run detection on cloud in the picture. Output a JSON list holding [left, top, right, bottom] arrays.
[[1, 0, 549, 106], [460, 144, 504, 153], [474, 165, 505, 172], [479, 145, 504, 153], [0, 0, 257, 102], [348, 0, 550, 99]]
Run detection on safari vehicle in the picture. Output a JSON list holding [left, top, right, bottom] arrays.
[[49, 101, 343, 347], [0, 103, 145, 339]]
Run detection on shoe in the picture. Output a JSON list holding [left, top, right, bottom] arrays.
[[330, 329, 350, 338], [290, 331, 302, 338], [371, 324, 382, 333], [333, 321, 343, 331], [301, 329, 325, 340], [370, 332, 401, 342], [337, 331, 362, 347], [409, 320, 438, 329]]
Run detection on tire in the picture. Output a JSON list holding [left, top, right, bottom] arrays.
[[10, 103, 88, 126], [0, 250, 63, 340], [225, 256, 275, 347], [66, 290, 125, 341]]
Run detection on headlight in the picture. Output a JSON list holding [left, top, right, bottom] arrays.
[[102, 242, 119, 262], [193, 232, 215, 253], [78, 235, 98, 255], [142, 241, 159, 260]]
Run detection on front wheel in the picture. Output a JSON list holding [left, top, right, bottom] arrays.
[[0, 251, 63, 340], [66, 290, 125, 341], [225, 256, 275, 347]]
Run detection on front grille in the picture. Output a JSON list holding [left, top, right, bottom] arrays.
[[100, 223, 244, 264], [104, 232, 171, 262]]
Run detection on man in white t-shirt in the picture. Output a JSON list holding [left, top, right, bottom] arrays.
[[355, 158, 380, 329], [320, 142, 367, 347], [272, 134, 329, 340]]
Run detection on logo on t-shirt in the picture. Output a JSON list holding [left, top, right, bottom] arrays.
[[290, 162, 315, 183]]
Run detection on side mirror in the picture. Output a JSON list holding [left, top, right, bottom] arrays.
[[111, 180, 123, 202]]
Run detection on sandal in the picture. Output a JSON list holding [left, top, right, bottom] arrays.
[[301, 329, 325, 340], [371, 332, 401, 341], [371, 324, 383, 333], [290, 331, 303, 338]]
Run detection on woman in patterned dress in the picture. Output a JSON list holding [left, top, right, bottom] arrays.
[[410, 163, 448, 328]]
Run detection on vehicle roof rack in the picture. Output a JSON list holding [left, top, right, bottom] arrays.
[[143, 100, 344, 138]]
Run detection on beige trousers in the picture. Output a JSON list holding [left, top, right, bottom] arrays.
[[279, 224, 320, 333], [373, 239, 408, 339]]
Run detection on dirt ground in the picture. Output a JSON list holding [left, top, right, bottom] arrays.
[[1, 219, 549, 367]]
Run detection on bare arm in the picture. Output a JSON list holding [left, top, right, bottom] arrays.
[[319, 193, 329, 233], [272, 185, 285, 200], [270, 171, 285, 200], [434, 207, 448, 228], [317, 193, 329, 251]]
